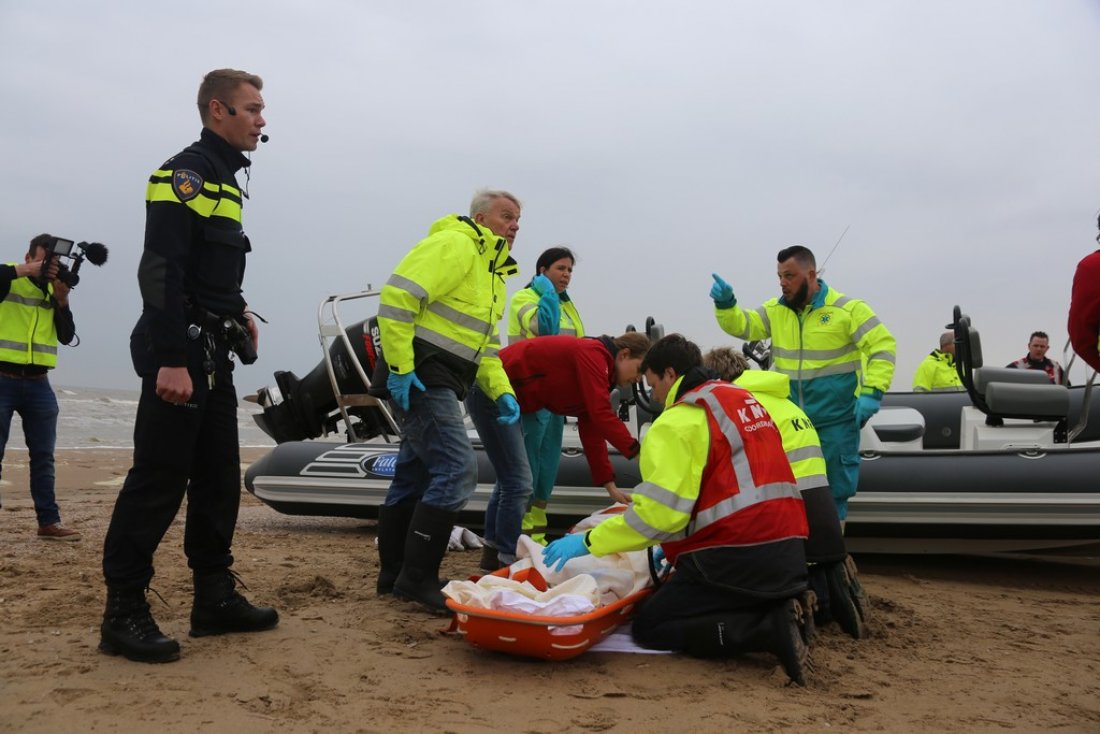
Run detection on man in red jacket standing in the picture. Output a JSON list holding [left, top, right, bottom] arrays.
[[468, 332, 650, 568], [1068, 216, 1100, 374]]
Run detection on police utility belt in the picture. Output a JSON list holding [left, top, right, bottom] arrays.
[[186, 307, 257, 389]]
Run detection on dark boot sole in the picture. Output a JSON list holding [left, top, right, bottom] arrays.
[[826, 561, 865, 640], [772, 600, 809, 686], [188, 619, 279, 638], [393, 586, 451, 616], [98, 638, 180, 664]]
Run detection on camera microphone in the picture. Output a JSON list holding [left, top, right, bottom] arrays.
[[260, 133, 269, 143]]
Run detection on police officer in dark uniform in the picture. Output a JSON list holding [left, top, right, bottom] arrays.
[[100, 69, 278, 663]]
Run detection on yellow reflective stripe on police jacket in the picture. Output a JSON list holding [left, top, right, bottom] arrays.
[[146, 171, 243, 222]]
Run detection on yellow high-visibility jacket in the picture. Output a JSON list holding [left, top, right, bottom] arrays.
[[378, 214, 519, 400], [716, 280, 896, 427], [507, 286, 584, 344]]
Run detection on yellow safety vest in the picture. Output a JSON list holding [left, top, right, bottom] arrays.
[[0, 267, 58, 368]]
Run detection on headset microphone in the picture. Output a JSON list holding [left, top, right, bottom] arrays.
[[216, 99, 237, 116], [260, 133, 269, 143]]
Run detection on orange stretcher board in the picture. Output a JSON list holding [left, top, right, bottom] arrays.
[[446, 565, 652, 661]]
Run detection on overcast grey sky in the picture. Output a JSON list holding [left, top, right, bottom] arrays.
[[2, 0, 1099, 393]]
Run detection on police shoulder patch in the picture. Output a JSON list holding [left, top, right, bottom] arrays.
[[172, 169, 204, 202]]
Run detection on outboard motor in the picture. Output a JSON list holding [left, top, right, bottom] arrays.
[[255, 317, 397, 443]]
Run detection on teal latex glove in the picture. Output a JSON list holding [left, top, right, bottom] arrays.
[[496, 394, 521, 425], [710, 273, 736, 309], [854, 391, 883, 427], [542, 533, 590, 572], [387, 370, 425, 411], [531, 274, 556, 297], [536, 292, 560, 335]]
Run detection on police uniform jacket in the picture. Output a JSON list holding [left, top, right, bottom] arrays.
[[132, 127, 251, 374]]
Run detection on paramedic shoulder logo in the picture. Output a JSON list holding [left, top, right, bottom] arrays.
[[818, 312, 832, 326], [736, 397, 776, 433]]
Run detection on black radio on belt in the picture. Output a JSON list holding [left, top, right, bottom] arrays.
[[222, 316, 257, 364]]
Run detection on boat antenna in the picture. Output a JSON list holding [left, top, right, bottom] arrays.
[[817, 224, 850, 277]]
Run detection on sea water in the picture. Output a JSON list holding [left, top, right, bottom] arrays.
[[4, 385, 275, 450]]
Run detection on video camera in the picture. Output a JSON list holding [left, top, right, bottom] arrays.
[[40, 236, 109, 288]]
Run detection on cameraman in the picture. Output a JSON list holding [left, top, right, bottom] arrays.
[[100, 68, 276, 664], [0, 234, 78, 540]]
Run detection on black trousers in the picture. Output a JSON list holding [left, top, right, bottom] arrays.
[[102, 342, 241, 591], [632, 545, 806, 654]]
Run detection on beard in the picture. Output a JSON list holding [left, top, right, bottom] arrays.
[[786, 281, 810, 309]]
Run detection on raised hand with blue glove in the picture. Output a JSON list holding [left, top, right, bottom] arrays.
[[854, 388, 883, 427], [386, 370, 425, 411], [542, 532, 591, 572], [495, 393, 521, 425], [531, 274, 561, 336], [710, 273, 736, 309]]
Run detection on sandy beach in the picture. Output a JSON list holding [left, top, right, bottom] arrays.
[[1, 447, 1098, 733]]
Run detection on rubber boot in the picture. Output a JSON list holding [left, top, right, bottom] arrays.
[[479, 544, 502, 573], [376, 501, 417, 595], [826, 555, 866, 639], [189, 571, 279, 637], [393, 502, 458, 614], [99, 587, 181, 663]]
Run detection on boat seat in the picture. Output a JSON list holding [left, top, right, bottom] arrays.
[[868, 407, 925, 445], [984, 381, 1070, 419], [974, 367, 1050, 391]]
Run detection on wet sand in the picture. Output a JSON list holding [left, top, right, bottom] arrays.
[[1, 447, 1098, 733]]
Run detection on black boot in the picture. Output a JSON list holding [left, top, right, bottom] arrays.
[[393, 502, 458, 614], [189, 570, 279, 637], [376, 501, 417, 595], [826, 555, 866, 639], [99, 587, 181, 663], [767, 598, 810, 686], [479, 544, 502, 573]]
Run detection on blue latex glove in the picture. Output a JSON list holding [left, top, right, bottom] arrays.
[[386, 370, 425, 411], [531, 274, 556, 297], [536, 291, 560, 336], [496, 394, 521, 425], [651, 545, 666, 565], [542, 533, 591, 572], [854, 391, 883, 427], [710, 273, 736, 309]]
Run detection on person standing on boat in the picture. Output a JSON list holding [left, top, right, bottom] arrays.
[[711, 245, 896, 521], [375, 190, 522, 613], [1068, 219, 1100, 373], [912, 332, 964, 392], [703, 346, 865, 640], [0, 234, 79, 541], [473, 332, 648, 571], [543, 334, 811, 685], [100, 69, 278, 664], [508, 247, 585, 547], [1005, 331, 1068, 385]]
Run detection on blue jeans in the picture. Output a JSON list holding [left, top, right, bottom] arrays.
[[466, 385, 533, 562], [817, 418, 861, 520], [0, 375, 60, 527], [384, 386, 477, 512]]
